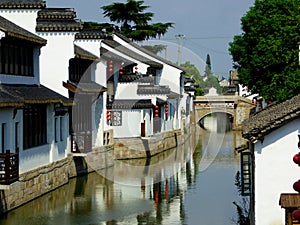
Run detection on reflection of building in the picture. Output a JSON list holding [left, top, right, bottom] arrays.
[[241, 94, 300, 225]]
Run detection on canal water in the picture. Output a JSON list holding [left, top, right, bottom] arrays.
[[0, 125, 246, 225]]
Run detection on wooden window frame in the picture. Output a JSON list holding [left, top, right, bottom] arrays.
[[23, 105, 47, 149], [0, 38, 34, 77]]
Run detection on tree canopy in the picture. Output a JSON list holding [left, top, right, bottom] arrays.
[[180, 61, 222, 95], [180, 61, 203, 96], [100, 0, 173, 41], [229, 0, 300, 102], [141, 45, 167, 55]]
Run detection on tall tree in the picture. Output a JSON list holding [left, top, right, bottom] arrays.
[[229, 0, 300, 102], [101, 0, 173, 41], [204, 54, 212, 77]]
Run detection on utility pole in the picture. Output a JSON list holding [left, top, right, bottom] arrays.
[[175, 34, 184, 65]]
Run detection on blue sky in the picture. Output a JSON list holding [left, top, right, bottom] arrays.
[[47, 0, 254, 78]]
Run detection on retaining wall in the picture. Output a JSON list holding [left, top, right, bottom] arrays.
[[114, 129, 183, 159], [0, 145, 114, 214]]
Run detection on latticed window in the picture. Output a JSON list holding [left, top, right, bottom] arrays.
[[241, 151, 252, 196], [23, 105, 47, 149], [0, 38, 34, 76]]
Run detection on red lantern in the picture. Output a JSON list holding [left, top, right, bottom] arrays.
[[119, 63, 124, 75], [165, 111, 168, 115], [293, 180, 300, 192], [154, 105, 159, 109], [155, 110, 159, 114], [293, 210, 300, 219], [293, 153, 300, 165], [106, 109, 111, 121], [108, 60, 113, 73]]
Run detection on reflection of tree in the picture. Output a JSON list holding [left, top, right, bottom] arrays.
[[232, 171, 250, 225]]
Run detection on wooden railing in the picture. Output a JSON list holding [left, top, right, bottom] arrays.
[[0, 152, 19, 185], [71, 132, 92, 154]]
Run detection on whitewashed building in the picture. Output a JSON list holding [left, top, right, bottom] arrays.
[[0, 15, 71, 180], [100, 33, 194, 139], [241, 94, 300, 225]]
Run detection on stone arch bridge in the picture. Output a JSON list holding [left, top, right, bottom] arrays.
[[194, 95, 254, 130]]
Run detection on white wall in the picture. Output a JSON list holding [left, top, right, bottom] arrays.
[[38, 32, 76, 97], [0, 108, 21, 153], [160, 65, 181, 94], [0, 9, 39, 33], [254, 118, 300, 225], [0, 105, 70, 173], [113, 110, 141, 138]]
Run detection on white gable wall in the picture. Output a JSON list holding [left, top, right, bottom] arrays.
[[74, 39, 101, 58], [254, 118, 300, 225], [38, 32, 75, 97], [160, 65, 181, 94], [0, 9, 38, 33]]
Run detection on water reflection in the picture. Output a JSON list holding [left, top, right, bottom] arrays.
[[0, 129, 245, 225]]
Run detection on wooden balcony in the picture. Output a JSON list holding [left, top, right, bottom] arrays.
[[71, 132, 92, 154], [0, 151, 19, 185]]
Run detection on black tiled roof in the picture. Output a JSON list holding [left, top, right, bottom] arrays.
[[184, 86, 196, 92], [167, 91, 182, 99], [75, 29, 109, 40], [64, 80, 107, 93], [0, 0, 45, 9], [0, 16, 46, 45], [100, 46, 134, 64], [243, 94, 300, 141], [119, 74, 155, 84], [0, 86, 23, 107], [137, 85, 170, 95], [102, 39, 163, 69], [107, 99, 153, 109], [37, 8, 76, 19], [36, 8, 82, 32], [114, 33, 187, 72], [0, 84, 72, 107], [184, 76, 194, 84], [74, 45, 98, 61]]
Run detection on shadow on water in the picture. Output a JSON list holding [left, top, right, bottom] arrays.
[[0, 128, 247, 225]]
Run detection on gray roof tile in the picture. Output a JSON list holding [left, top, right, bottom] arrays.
[[36, 8, 82, 32], [0, 0, 45, 9], [0, 84, 72, 107], [0, 15, 46, 45], [242, 94, 300, 141]]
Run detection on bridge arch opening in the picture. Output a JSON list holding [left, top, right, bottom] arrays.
[[198, 112, 233, 132]]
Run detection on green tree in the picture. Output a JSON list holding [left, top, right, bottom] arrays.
[[101, 0, 173, 41], [229, 0, 300, 102], [180, 61, 204, 96], [141, 45, 167, 54], [202, 74, 222, 94], [204, 54, 212, 77]]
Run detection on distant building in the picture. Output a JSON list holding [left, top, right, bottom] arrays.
[[219, 77, 229, 87]]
